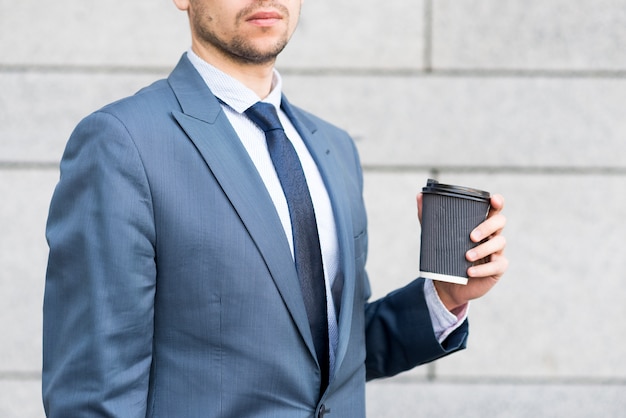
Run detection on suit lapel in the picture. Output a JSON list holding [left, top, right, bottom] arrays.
[[281, 97, 357, 376], [166, 56, 315, 357]]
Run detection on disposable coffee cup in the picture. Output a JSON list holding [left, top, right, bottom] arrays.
[[419, 179, 491, 285]]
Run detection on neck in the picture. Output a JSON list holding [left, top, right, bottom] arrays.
[[191, 42, 276, 100]]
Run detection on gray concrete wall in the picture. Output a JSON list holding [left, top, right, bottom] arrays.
[[1, 1, 625, 417]]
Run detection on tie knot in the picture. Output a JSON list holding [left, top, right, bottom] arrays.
[[245, 102, 284, 133]]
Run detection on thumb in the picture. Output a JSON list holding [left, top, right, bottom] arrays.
[[416, 193, 423, 224]]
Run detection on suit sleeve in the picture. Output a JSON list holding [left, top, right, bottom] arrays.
[[43, 111, 156, 417], [364, 278, 469, 381]]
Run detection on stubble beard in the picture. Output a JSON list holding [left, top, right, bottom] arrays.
[[192, 4, 293, 66], [202, 29, 289, 65]]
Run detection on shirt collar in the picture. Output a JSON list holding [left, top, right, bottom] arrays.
[[186, 49, 283, 113]]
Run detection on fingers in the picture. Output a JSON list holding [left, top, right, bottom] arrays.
[[466, 193, 508, 280], [469, 194, 505, 242], [471, 210, 506, 242], [467, 234, 506, 263], [467, 251, 509, 280]]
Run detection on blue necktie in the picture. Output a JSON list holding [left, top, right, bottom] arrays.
[[245, 102, 330, 393]]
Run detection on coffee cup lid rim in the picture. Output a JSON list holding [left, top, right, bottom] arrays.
[[422, 179, 491, 200]]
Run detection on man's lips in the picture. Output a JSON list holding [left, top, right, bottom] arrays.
[[246, 11, 283, 26]]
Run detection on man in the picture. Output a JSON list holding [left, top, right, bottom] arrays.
[[43, 0, 508, 416]]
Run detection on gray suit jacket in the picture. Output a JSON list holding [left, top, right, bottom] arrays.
[[43, 55, 468, 417]]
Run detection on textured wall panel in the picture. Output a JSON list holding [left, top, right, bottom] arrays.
[[0, 170, 58, 372], [367, 381, 626, 418], [0, 381, 44, 418], [279, 0, 425, 69], [0, 72, 167, 162], [0, 1, 189, 67], [433, 0, 626, 70], [283, 75, 626, 168]]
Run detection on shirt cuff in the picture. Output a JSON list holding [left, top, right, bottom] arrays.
[[423, 278, 469, 343]]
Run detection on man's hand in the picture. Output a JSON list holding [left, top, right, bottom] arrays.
[[417, 193, 508, 312]]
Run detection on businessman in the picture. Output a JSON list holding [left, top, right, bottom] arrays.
[[43, 0, 508, 416]]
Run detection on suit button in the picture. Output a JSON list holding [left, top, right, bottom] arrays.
[[318, 404, 330, 417]]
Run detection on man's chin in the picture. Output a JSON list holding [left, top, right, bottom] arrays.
[[229, 38, 288, 65]]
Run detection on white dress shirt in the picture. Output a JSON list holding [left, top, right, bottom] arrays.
[[186, 50, 466, 369]]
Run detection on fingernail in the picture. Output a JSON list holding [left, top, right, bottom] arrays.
[[467, 250, 477, 261], [471, 230, 483, 241]]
